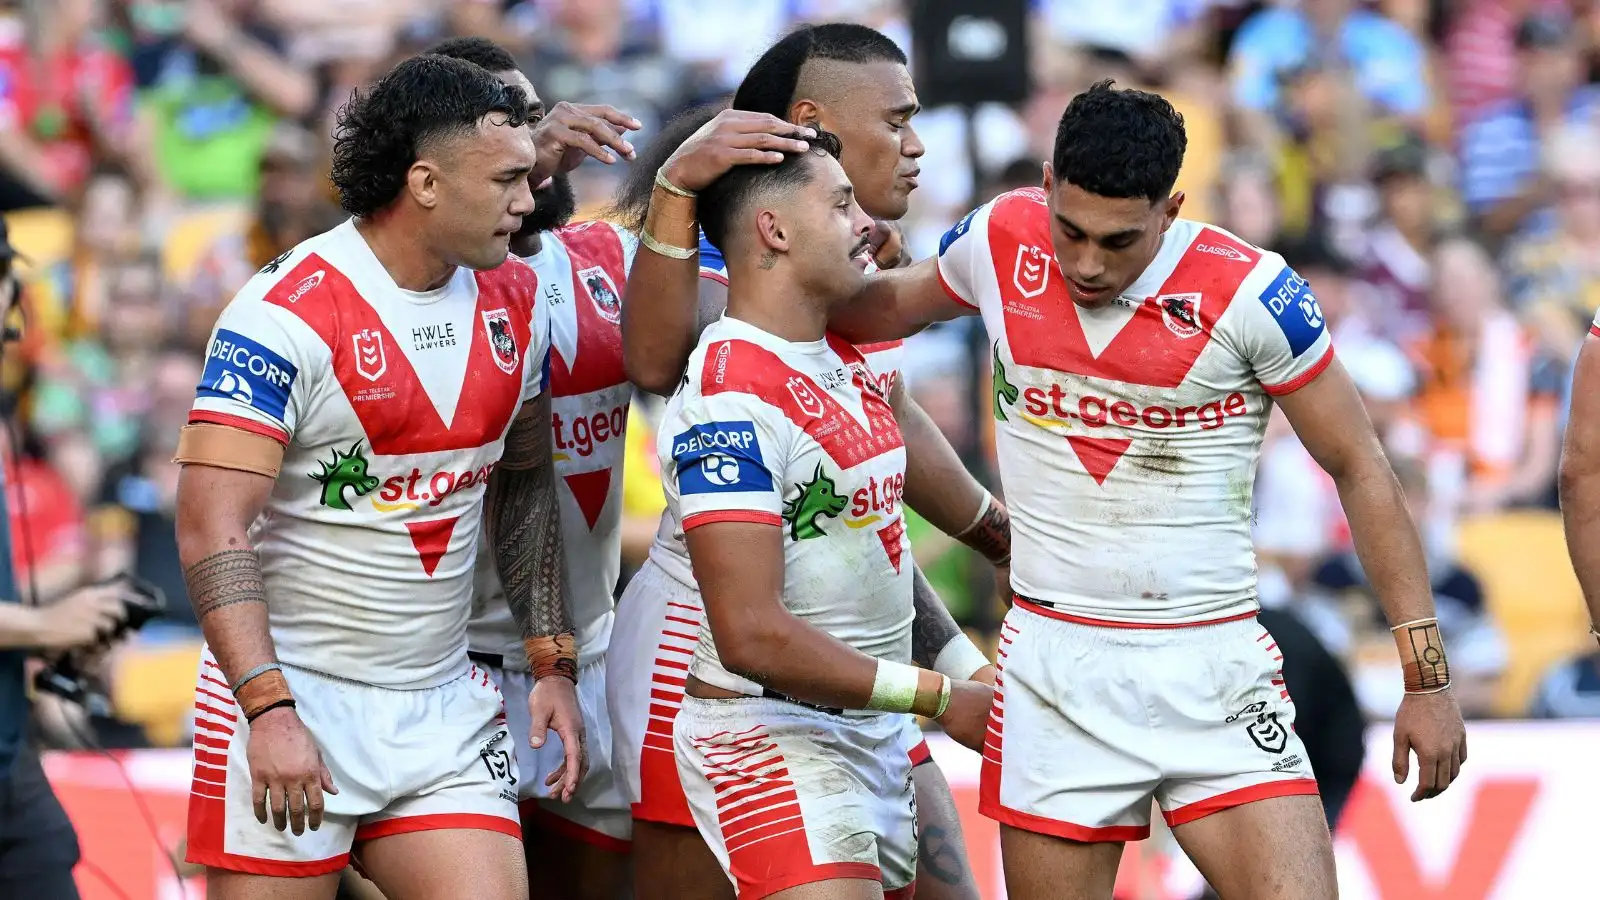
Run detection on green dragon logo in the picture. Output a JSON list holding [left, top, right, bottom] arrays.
[[993, 342, 1019, 421], [309, 441, 380, 510], [781, 462, 848, 541]]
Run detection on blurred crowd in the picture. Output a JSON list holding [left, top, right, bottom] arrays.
[[2, 0, 1599, 752]]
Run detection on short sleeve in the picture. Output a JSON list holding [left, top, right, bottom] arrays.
[[526, 280, 553, 402], [610, 222, 641, 274], [663, 393, 792, 531], [934, 200, 996, 309], [1233, 259, 1335, 395], [190, 300, 316, 444], [697, 230, 729, 286]]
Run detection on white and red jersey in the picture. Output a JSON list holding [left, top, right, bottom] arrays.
[[698, 230, 904, 396], [938, 188, 1334, 624], [190, 219, 551, 689], [468, 222, 638, 668], [657, 317, 914, 695]]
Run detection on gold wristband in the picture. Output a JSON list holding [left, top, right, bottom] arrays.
[[655, 168, 696, 198], [640, 229, 697, 260], [525, 634, 578, 683]]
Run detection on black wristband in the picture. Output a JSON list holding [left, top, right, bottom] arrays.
[[245, 698, 296, 723]]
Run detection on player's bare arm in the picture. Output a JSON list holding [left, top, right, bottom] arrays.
[[485, 392, 587, 799], [910, 567, 994, 687], [175, 435, 336, 836], [1276, 357, 1468, 802], [621, 110, 814, 395], [1559, 334, 1600, 646], [686, 520, 993, 751], [826, 256, 973, 345]]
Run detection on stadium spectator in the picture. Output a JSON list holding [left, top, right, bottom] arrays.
[[1355, 132, 1438, 347], [1507, 122, 1600, 361], [1527, 648, 1600, 718]]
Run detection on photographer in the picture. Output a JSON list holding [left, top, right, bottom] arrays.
[[0, 217, 129, 899]]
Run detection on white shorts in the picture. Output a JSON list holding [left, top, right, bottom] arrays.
[[608, 558, 701, 827], [478, 657, 632, 851], [675, 696, 918, 900], [185, 649, 520, 877], [981, 602, 1320, 842], [609, 560, 936, 831]]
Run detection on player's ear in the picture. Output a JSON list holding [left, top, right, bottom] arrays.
[[408, 161, 440, 210], [1163, 191, 1185, 230], [1041, 161, 1054, 194], [788, 99, 821, 132], [756, 209, 790, 253]]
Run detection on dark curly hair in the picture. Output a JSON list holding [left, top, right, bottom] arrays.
[[331, 54, 530, 218], [699, 129, 844, 255], [1053, 80, 1186, 203], [424, 36, 519, 75]]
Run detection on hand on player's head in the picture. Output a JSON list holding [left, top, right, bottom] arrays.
[[330, 54, 537, 271], [660, 109, 816, 194]]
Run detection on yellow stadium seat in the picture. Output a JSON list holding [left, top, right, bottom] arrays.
[[1455, 511, 1591, 716], [112, 641, 203, 747], [162, 205, 250, 279], [0, 209, 75, 270]]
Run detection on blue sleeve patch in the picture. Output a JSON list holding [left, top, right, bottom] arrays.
[[672, 421, 773, 495], [697, 230, 727, 278], [939, 207, 979, 256], [1256, 267, 1326, 358], [197, 329, 298, 421]]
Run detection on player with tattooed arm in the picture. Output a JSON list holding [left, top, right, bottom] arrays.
[[173, 56, 606, 900], [428, 37, 644, 900], [824, 81, 1468, 900], [615, 25, 1003, 900], [658, 129, 991, 900]]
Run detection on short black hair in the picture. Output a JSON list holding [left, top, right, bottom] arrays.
[[1052, 80, 1186, 203], [607, 101, 726, 234], [331, 54, 530, 218], [732, 23, 906, 119], [425, 36, 520, 75], [699, 130, 844, 256]]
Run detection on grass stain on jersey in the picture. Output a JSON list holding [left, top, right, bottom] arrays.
[[310, 441, 381, 510], [782, 463, 847, 541], [993, 343, 1019, 421]]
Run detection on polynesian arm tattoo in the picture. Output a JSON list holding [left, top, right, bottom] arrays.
[[182, 545, 275, 681], [910, 564, 965, 670], [1398, 618, 1451, 692], [485, 392, 573, 643]]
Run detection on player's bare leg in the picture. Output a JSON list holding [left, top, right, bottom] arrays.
[[910, 762, 980, 900], [999, 826, 1124, 900], [524, 815, 630, 900], [1169, 795, 1336, 900], [770, 879, 886, 900], [630, 820, 732, 900], [206, 870, 342, 900], [357, 830, 529, 900]]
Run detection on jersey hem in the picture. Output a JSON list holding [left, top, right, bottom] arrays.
[[682, 510, 783, 531], [1261, 345, 1335, 396]]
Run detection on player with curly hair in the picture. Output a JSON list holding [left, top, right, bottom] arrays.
[[173, 53, 624, 900]]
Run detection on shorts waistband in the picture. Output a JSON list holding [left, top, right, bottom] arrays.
[[467, 650, 505, 668], [761, 687, 846, 717], [1014, 596, 1258, 630]]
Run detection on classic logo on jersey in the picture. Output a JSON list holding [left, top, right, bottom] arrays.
[[1194, 243, 1250, 262], [482, 308, 519, 374], [673, 421, 773, 495], [310, 441, 381, 511], [1227, 700, 1289, 754], [199, 329, 298, 421], [1013, 245, 1052, 299], [353, 329, 387, 381], [1157, 293, 1203, 339], [578, 266, 622, 324], [371, 461, 498, 512], [992, 343, 1019, 422], [786, 376, 827, 419], [284, 270, 325, 304], [781, 464, 848, 541], [939, 207, 978, 256], [1258, 267, 1325, 357]]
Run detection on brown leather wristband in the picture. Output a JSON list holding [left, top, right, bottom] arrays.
[[1392, 618, 1451, 693], [235, 669, 295, 721], [525, 634, 578, 683]]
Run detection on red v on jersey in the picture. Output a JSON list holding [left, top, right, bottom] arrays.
[[1065, 436, 1132, 487], [994, 209, 1260, 388], [563, 469, 612, 530], [266, 256, 532, 456], [549, 223, 629, 397], [406, 516, 459, 577], [700, 338, 903, 469]]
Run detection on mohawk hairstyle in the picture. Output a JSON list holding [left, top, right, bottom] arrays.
[[1052, 79, 1186, 203], [733, 23, 907, 119], [698, 129, 844, 255]]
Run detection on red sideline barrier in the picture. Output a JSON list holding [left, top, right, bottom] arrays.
[[44, 721, 1600, 899]]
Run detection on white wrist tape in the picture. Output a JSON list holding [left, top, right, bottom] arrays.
[[933, 634, 991, 681], [867, 659, 924, 714], [957, 492, 993, 537]]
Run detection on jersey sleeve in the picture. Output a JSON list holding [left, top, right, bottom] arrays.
[[697, 230, 729, 286], [1231, 257, 1336, 395], [663, 392, 792, 532], [610, 221, 641, 274], [190, 299, 317, 444], [518, 258, 551, 402], [934, 199, 998, 309]]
